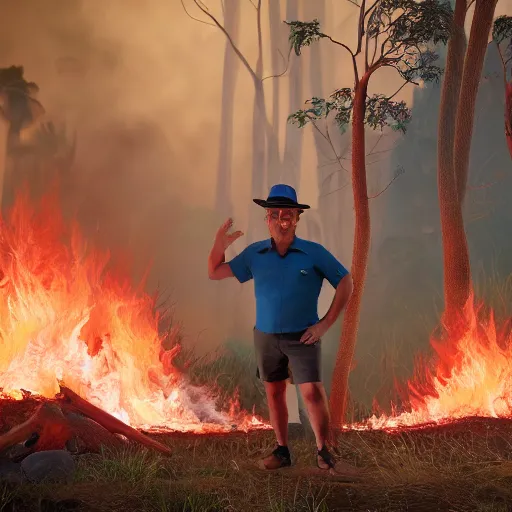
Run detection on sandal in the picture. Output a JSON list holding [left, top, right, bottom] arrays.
[[317, 446, 336, 470], [317, 447, 364, 479], [259, 446, 292, 470]]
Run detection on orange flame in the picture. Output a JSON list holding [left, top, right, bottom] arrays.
[[0, 189, 268, 433], [358, 294, 512, 430]]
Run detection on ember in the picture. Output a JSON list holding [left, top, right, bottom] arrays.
[[0, 189, 268, 434]]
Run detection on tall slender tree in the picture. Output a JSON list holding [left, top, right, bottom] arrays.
[[215, 0, 241, 219], [186, 0, 308, 242], [437, 0, 500, 327], [436, 0, 470, 325], [287, 0, 453, 427], [454, 0, 499, 204]]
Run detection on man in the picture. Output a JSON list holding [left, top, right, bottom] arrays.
[[208, 184, 353, 471]]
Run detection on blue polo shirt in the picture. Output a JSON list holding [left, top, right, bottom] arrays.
[[228, 237, 349, 334]]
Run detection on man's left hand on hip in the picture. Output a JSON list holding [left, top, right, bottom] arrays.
[[300, 321, 329, 345]]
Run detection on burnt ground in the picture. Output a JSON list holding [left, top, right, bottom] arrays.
[[3, 401, 512, 512]]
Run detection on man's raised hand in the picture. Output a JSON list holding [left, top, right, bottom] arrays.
[[215, 218, 244, 251]]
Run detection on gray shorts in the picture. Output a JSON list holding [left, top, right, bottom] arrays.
[[253, 328, 322, 384]]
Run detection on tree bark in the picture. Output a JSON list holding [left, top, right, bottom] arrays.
[[454, 0, 499, 203], [246, 20, 267, 245], [505, 81, 512, 159], [329, 72, 372, 428], [437, 0, 471, 325], [266, 0, 283, 186], [281, 0, 304, 189]]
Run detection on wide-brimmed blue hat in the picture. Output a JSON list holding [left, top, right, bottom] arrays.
[[253, 184, 310, 210]]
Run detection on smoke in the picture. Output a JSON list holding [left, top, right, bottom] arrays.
[[0, 0, 258, 348]]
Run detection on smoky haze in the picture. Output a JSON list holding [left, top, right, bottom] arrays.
[[0, 0, 511, 409]]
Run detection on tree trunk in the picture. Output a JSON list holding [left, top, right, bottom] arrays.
[[505, 81, 512, 159], [266, 0, 283, 186], [437, 0, 471, 325], [454, 0, 499, 203], [329, 73, 371, 428], [281, 0, 304, 189], [246, 15, 267, 245], [215, 0, 240, 219]]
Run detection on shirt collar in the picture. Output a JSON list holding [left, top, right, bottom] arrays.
[[257, 237, 308, 254]]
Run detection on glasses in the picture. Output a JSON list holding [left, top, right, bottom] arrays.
[[265, 209, 300, 223]]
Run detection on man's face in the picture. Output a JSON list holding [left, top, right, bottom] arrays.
[[265, 208, 300, 244]]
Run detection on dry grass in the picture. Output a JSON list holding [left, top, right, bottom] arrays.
[[3, 420, 512, 511]]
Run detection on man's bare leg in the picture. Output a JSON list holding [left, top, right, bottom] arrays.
[[285, 378, 301, 424], [264, 380, 289, 446], [299, 382, 362, 473], [298, 382, 329, 450], [257, 380, 292, 469]]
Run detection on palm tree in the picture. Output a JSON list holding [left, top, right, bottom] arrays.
[[0, 66, 44, 209]]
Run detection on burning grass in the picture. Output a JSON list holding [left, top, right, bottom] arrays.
[[0, 188, 267, 434]]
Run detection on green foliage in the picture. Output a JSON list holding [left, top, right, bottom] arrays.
[[365, 95, 412, 133], [287, 88, 353, 133], [286, 1, 452, 84], [493, 15, 512, 45], [284, 19, 324, 56], [286, 0, 452, 138], [288, 89, 412, 134], [396, 48, 443, 83], [493, 15, 512, 70], [0, 66, 43, 135], [367, 0, 452, 47], [370, 0, 451, 84]]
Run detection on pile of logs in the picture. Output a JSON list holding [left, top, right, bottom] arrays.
[[0, 385, 172, 460]]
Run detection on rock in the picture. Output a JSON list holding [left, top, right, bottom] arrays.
[[21, 450, 75, 484], [5, 437, 37, 462], [0, 458, 23, 484]]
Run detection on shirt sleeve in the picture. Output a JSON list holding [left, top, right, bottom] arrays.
[[315, 245, 349, 289], [227, 247, 253, 283]]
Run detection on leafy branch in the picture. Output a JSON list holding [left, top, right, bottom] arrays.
[[288, 90, 412, 135], [285, 0, 453, 203], [286, 0, 452, 89], [492, 16, 512, 81], [285, 19, 360, 83]]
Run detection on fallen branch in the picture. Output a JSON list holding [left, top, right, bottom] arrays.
[[0, 401, 71, 454], [58, 385, 172, 457]]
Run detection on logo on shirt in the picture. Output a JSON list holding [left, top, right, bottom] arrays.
[[300, 269, 308, 275]]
